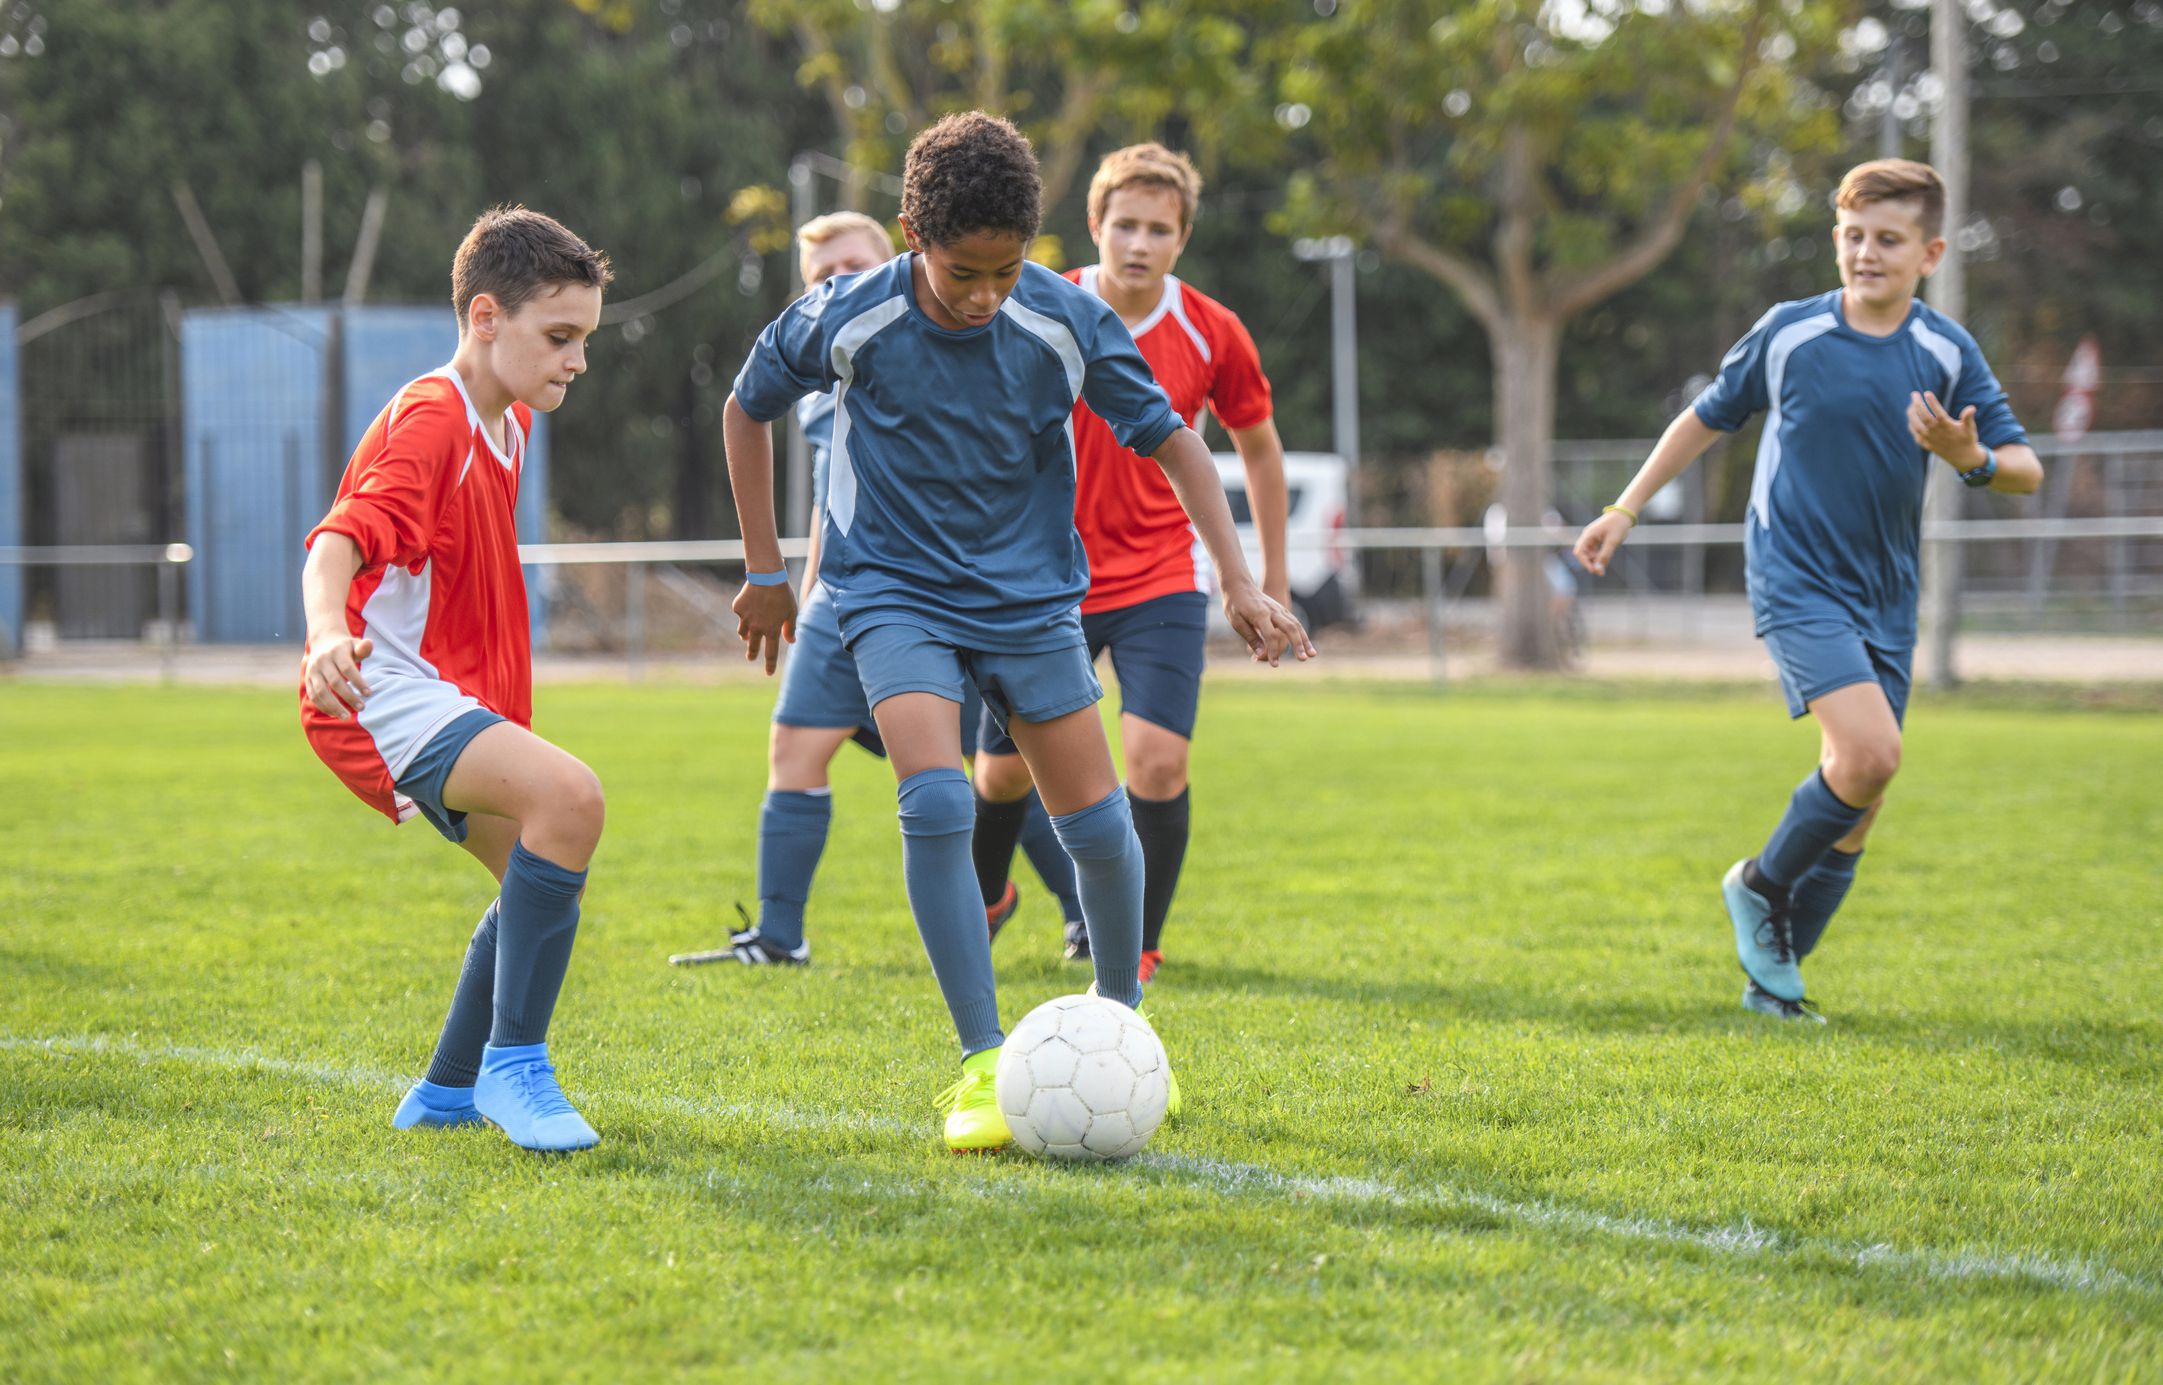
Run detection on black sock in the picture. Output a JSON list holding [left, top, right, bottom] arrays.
[[1130, 788, 1190, 953], [971, 791, 1029, 907]]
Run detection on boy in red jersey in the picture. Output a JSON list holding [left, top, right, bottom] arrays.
[[299, 206, 613, 1152], [970, 144, 1291, 982]]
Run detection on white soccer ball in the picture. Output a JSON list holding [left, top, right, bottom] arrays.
[[996, 993, 1170, 1161]]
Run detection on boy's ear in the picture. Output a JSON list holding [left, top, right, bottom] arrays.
[[466, 291, 502, 342], [897, 215, 924, 254], [1918, 235, 1948, 278]]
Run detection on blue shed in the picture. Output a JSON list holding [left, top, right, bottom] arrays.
[[181, 305, 549, 643]]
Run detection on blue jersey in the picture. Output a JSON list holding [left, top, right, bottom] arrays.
[[796, 390, 836, 514], [1692, 290, 2027, 648], [735, 255, 1182, 653]]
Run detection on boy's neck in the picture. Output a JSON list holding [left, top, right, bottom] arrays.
[[1840, 285, 1915, 338], [449, 347, 513, 448], [1094, 265, 1166, 328]]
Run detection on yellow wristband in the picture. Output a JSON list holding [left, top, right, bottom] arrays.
[[1603, 503, 1639, 524]]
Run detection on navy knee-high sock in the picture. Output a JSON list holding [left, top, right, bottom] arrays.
[[1053, 788, 1145, 1009], [1130, 788, 1190, 953], [1790, 847, 1863, 959], [1756, 769, 1868, 894], [756, 788, 832, 949], [424, 898, 499, 1087], [1016, 790, 1082, 922], [490, 842, 588, 1048], [899, 769, 1003, 1056], [971, 789, 1029, 908]]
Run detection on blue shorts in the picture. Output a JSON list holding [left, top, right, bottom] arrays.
[[1760, 621, 1914, 728], [849, 621, 1102, 737], [393, 707, 508, 843], [773, 584, 886, 757], [978, 591, 1208, 756]]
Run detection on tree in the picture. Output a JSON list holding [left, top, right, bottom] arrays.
[[1271, 0, 1847, 666], [745, 0, 1278, 230]]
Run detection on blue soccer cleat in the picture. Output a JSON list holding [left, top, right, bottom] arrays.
[[1742, 981, 1826, 1024], [474, 1043, 599, 1152], [392, 1079, 483, 1130], [1722, 858, 1804, 1002]]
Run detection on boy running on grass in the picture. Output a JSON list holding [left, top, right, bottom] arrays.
[[967, 143, 1290, 982], [725, 112, 1311, 1151], [705, 211, 1083, 967], [1573, 160, 2041, 1019], [300, 207, 613, 1150]]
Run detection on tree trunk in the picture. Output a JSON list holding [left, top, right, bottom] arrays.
[[1491, 313, 1562, 669]]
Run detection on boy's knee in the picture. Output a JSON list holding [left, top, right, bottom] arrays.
[[975, 752, 1033, 803], [898, 767, 973, 838], [540, 760, 606, 849], [1051, 788, 1135, 863], [1126, 750, 1189, 801]]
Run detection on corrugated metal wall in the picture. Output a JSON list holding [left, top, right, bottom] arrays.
[[181, 305, 549, 643]]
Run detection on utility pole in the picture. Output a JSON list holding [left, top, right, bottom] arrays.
[[1922, 0, 1967, 688], [302, 160, 324, 304], [1294, 236, 1360, 522]]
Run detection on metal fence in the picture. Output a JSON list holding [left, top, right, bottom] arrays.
[[4, 432, 2158, 682]]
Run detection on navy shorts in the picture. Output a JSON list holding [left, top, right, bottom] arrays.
[[978, 591, 1209, 756], [393, 707, 508, 843], [1760, 620, 1914, 728], [850, 622, 1102, 739]]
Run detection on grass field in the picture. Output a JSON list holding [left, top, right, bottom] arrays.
[[4, 679, 2160, 1382]]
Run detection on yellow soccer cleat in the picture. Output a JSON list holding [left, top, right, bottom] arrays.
[[937, 1046, 1012, 1153]]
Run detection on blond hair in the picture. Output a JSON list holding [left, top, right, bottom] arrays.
[[1086, 143, 1203, 231], [1836, 159, 1946, 239], [796, 211, 892, 279]]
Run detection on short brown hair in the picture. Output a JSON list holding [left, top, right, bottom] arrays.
[[797, 211, 892, 278], [1835, 160, 1946, 239], [451, 206, 613, 327], [900, 112, 1041, 248], [1087, 143, 1203, 230]]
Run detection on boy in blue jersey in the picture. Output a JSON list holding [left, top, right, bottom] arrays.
[[1574, 159, 2041, 1020], [698, 211, 1082, 967], [723, 112, 1312, 1150]]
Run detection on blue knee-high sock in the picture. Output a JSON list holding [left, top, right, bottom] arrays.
[[1757, 769, 1868, 894], [1053, 788, 1145, 1009], [897, 768, 1003, 1056], [1790, 848, 1863, 959], [424, 899, 499, 1087], [756, 788, 832, 949], [490, 842, 588, 1047], [1017, 789, 1083, 922]]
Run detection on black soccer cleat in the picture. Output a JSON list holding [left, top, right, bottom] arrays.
[[1062, 917, 1091, 962], [986, 879, 1019, 944]]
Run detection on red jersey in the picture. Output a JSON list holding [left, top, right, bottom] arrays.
[[300, 368, 535, 824], [1068, 267, 1272, 614]]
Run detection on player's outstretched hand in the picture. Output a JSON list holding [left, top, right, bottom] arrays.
[[302, 634, 374, 718], [1224, 584, 1316, 667], [1573, 511, 1633, 577], [1909, 391, 1980, 462], [732, 579, 797, 676]]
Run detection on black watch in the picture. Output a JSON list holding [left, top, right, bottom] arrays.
[[1959, 448, 1998, 489]]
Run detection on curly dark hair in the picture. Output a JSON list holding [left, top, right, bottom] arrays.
[[901, 112, 1043, 248]]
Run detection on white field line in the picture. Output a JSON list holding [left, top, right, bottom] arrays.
[[7, 1032, 2153, 1301]]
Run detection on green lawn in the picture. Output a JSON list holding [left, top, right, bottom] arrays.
[[3, 680, 2158, 1382]]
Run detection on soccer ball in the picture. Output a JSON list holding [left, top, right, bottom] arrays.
[[996, 993, 1171, 1161]]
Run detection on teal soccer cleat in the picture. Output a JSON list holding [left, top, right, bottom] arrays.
[[474, 1043, 599, 1152], [392, 1079, 483, 1130], [1722, 858, 1805, 1002]]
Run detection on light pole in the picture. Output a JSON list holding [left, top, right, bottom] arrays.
[[1293, 235, 1360, 522]]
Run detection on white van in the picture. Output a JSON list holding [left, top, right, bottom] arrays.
[[1209, 451, 1357, 629]]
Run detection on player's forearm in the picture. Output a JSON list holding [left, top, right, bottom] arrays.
[[723, 394, 786, 572], [1615, 410, 1722, 514], [1229, 419, 1290, 598], [300, 532, 363, 643], [1153, 427, 1258, 594], [1984, 442, 2043, 495]]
